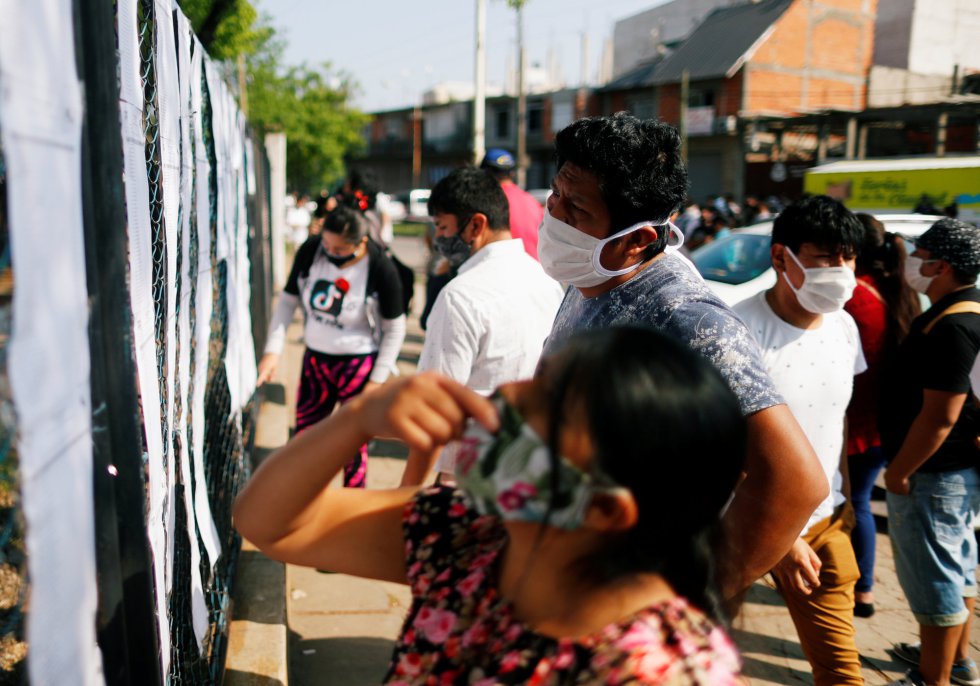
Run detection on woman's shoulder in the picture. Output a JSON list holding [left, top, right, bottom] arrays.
[[586, 599, 741, 685], [402, 486, 504, 593]]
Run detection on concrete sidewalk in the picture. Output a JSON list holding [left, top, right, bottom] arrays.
[[233, 234, 980, 686]]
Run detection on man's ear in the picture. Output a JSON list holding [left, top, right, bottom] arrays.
[[624, 226, 659, 256], [467, 212, 489, 241], [584, 488, 638, 533], [771, 243, 786, 272]]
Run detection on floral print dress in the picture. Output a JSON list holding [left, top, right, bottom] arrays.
[[383, 486, 742, 685]]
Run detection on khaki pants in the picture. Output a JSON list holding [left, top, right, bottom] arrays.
[[776, 504, 864, 686]]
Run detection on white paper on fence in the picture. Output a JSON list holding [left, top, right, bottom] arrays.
[[0, 0, 104, 683], [237, 130, 258, 405], [173, 7, 210, 649], [223, 109, 244, 414], [205, 64, 243, 414], [116, 0, 172, 677], [190, 42, 222, 570], [155, 0, 181, 597], [205, 61, 231, 263]]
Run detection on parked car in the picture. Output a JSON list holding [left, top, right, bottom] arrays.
[[394, 189, 431, 222], [378, 192, 407, 223], [689, 213, 945, 307]]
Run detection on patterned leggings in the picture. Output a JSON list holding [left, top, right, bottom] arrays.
[[295, 348, 377, 488]]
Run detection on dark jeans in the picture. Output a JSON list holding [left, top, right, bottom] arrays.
[[848, 446, 887, 594]]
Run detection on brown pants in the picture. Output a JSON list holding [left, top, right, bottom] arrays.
[[776, 504, 864, 686]]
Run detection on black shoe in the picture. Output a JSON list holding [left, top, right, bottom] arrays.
[[854, 601, 875, 618]]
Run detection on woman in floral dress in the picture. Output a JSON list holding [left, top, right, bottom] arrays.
[[235, 327, 747, 684]]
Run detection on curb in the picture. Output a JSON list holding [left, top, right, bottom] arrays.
[[225, 378, 292, 685]]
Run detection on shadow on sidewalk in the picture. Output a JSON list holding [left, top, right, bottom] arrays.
[[289, 629, 396, 686], [223, 668, 285, 686]]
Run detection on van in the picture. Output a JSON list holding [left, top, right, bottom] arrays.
[[803, 157, 980, 224]]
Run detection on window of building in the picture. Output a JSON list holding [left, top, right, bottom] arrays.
[[625, 94, 656, 120], [688, 89, 715, 108], [494, 106, 510, 139], [527, 102, 543, 134]]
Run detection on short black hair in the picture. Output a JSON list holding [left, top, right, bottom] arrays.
[[427, 167, 510, 231], [771, 195, 863, 257], [322, 205, 368, 244], [554, 113, 688, 233]]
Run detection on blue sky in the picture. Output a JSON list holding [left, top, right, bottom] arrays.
[[255, 0, 670, 113]]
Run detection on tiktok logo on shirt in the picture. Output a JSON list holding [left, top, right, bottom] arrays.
[[310, 278, 349, 327]]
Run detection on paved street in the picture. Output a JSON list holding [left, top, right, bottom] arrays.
[[250, 234, 980, 685]]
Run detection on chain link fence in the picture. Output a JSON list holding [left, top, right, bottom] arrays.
[[129, 2, 266, 682], [0, 0, 273, 680]]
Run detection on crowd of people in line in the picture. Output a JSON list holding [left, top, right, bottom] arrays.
[[235, 112, 980, 686]]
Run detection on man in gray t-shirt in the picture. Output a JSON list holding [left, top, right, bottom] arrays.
[[537, 113, 826, 596], [545, 253, 781, 417]]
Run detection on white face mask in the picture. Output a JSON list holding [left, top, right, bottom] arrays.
[[904, 255, 937, 294], [782, 247, 856, 314], [537, 208, 682, 288]]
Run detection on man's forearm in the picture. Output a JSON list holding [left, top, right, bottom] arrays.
[[889, 389, 966, 480], [722, 404, 827, 597], [887, 417, 953, 479]]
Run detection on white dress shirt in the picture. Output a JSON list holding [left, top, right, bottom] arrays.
[[419, 238, 564, 394]]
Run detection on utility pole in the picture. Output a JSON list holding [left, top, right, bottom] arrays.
[[412, 101, 422, 188], [516, 3, 527, 188], [679, 69, 689, 163], [237, 53, 249, 116], [473, 0, 486, 165]]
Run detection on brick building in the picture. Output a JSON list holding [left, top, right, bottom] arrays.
[[356, 0, 979, 204], [602, 0, 877, 200]]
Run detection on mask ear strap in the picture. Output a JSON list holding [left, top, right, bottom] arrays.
[[664, 221, 684, 251]]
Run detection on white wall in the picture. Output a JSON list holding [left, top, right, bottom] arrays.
[[907, 0, 980, 76]]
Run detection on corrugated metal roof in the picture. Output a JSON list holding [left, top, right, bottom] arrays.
[[649, 0, 794, 85], [602, 57, 666, 91]]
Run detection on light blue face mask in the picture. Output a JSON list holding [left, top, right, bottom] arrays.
[[452, 393, 622, 530]]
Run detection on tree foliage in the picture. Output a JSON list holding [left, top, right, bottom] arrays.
[[176, 0, 369, 192], [246, 39, 369, 192], [178, 0, 269, 60]]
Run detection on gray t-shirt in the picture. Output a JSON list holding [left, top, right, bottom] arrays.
[[544, 253, 783, 416]]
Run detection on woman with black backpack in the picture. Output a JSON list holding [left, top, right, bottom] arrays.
[[257, 205, 406, 488]]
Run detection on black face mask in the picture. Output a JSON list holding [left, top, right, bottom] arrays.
[[325, 252, 356, 267], [433, 234, 472, 269]]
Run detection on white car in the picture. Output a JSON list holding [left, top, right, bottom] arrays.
[[688, 214, 945, 307], [394, 189, 432, 222]]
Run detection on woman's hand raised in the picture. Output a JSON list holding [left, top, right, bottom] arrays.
[[351, 372, 499, 454]]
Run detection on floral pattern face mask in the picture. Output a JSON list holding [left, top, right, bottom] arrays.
[[452, 393, 622, 530]]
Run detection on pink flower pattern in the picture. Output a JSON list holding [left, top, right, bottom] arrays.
[[384, 486, 742, 685]]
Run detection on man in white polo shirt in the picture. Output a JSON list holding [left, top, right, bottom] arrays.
[[733, 195, 866, 686], [404, 167, 564, 484]]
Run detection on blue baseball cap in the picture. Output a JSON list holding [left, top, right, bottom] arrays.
[[481, 148, 516, 172]]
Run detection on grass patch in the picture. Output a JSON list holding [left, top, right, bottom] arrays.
[[393, 222, 429, 238]]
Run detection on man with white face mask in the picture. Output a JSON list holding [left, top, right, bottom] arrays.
[[541, 112, 828, 598], [879, 218, 980, 686], [733, 196, 866, 686]]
